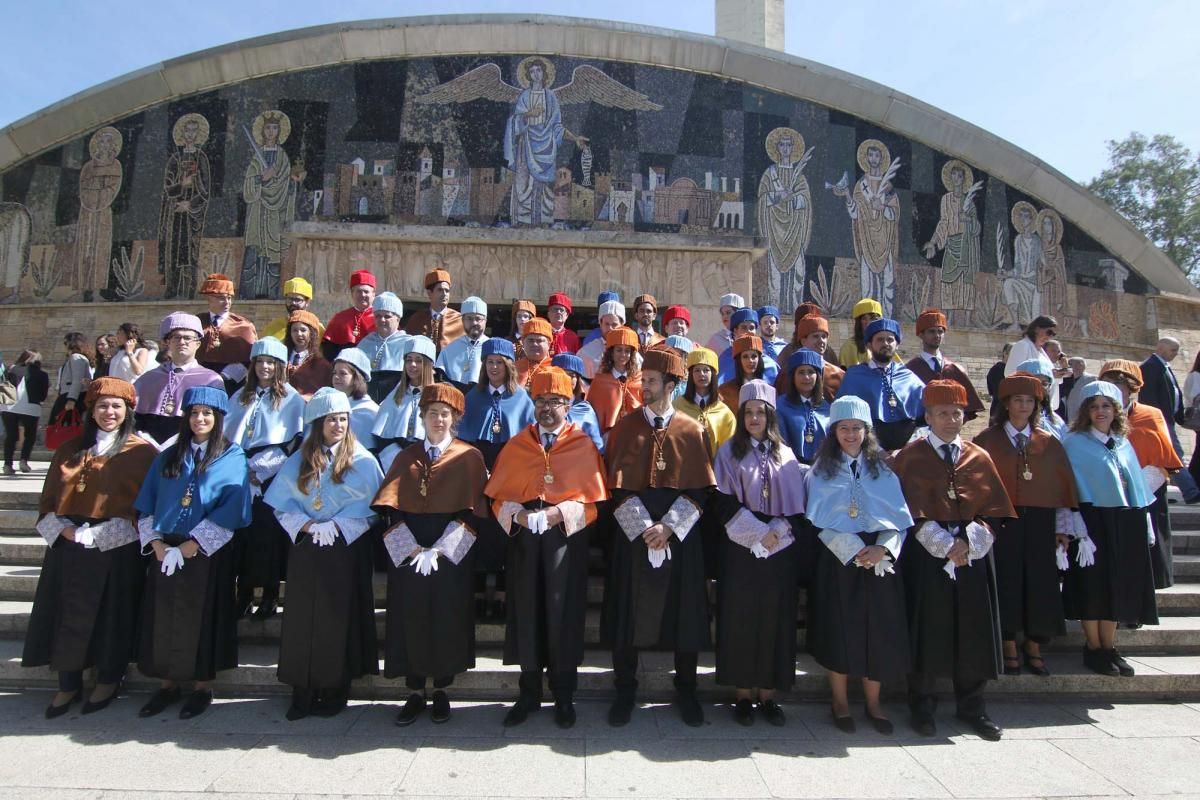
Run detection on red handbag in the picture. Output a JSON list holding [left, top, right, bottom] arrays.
[[44, 409, 84, 451]]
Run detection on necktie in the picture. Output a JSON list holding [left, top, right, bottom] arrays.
[[428, 446, 441, 463], [291, 352, 302, 366], [654, 415, 665, 430], [405, 389, 420, 439], [697, 397, 707, 409], [192, 446, 204, 464], [543, 432, 557, 451], [489, 391, 503, 443], [849, 459, 859, 479], [932, 357, 942, 374], [940, 442, 957, 465], [323, 448, 333, 461], [618, 374, 627, 384], [1105, 437, 1116, 451], [1015, 432, 1028, 452], [882, 365, 897, 420]]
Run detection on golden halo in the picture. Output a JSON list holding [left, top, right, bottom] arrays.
[[252, 110, 291, 147], [941, 159, 974, 193], [1036, 208, 1063, 246], [1011, 200, 1037, 232], [856, 138, 891, 175], [765, 127, 804, 165], [87, 126, 122, 160], [172, 113, 210, 147], [516, 56, 556, 90]]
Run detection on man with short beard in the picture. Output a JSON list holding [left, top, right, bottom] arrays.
[[632, 294, 665, 352], [405, 268, 465, 354], [904, 309, 985, 422], [262, 277, 314, 342], [757, 305, 786, 362], [355, 292, 411, 403], [777, 314, 843, 402], [602, 349, 715, 728], [436, 296, 490, 390], [321, 270, 377, 362], [836, 318, 926, 450]]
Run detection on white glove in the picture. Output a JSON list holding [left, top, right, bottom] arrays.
[[308, 521, 338, 547], [943, 559, 957, 581], [1076, 536, 1097, 568], [250, 483, 263, 500], [412, 548, 440, 576], [750, 541, 771, 559], [1147, 513, 1156, 546], [647, 544, 672, 569], [1056, 544, 1070, 571], [873, 554, 895, 577], [524, 511, 548, 535], [161, 546, 185, 576], [74, 523, 95, 549]]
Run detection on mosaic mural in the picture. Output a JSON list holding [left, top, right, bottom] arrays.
[[0, 54, 1147, 335]]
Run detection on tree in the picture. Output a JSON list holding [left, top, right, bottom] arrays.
[[1088, 133, 1200, 282]]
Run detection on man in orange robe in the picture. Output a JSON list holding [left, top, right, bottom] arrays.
[[196, 272, 257, 390], [486, 368, 609, 730], [514, 317, 555, 390]]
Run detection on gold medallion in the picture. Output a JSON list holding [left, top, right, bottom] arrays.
[[312, 495, 323, 511], [847, 503, 859, 519], [887, 397, 898, 408], [211, 334, 221, 349], [245, 424, 254, 439], [419, 481, 428, 497], [372, 356, 381, 369], [761, 485, 771, 502], [544, 472, 555, 485], [180, 486, 193, 508], [656, 458, 667, 471], [1022, 469, 1033, 481], [76, 480, 87, 493], [162, 399, 176, 416], [492, 421, 502, 435], [352, 324, 361, 338], [804, 432, 814, 444], [947, 487, 957, 500]]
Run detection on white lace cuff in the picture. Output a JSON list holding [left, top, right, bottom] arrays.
[[556, 501, 588, 537], [90, 518, 138, 551], [249, 446, 289, 482], [221, 363, 248, 382], [332, 515, 371, 545], [662, 495, 702, 542], [915, 520, 956, 559], [615, 496, 654, 542], [190, 518, 234, 556], [276, 511, 311, 543], [725, 507, 771, 549], [138, 515, 161, 552], [875, 528, 905, 559], [497, 500, 524, 536], [819, 531, 866, 565], [383, 522, 419, 568], [1141, 464, 1167, 495], [433, 520, 476, 565], [1055, 508, 1088, 538], [964, 520, 995, 560], [35, 514, 70, 545]]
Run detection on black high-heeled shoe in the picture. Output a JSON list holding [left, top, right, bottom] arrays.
[[1002, 657, 1021, 676], [1024, 652, 1050, 677], [45, 691, 80, 719], [81, 681, 123, 715]]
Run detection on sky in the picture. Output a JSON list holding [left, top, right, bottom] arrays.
[[2, 0, 1196, 184]]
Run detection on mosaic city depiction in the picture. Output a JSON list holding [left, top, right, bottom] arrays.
[[0, 54, 1146, 337]]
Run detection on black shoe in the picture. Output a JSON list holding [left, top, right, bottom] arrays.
[[554, 699, 576, 729], [236, 592, 255, 619], [45, 691, 80, 720], [608, 693, 635, 727], [81, 682, 122, 716], [286, 689, 315, 721], [831, 708, 856, 733], [676, 692, 704, 727], [760, 699, 786, 727], [430, 690, 451, 723], [1084, 646, 1119, 676], [957, 713, 1003, 741], [503, 695, 540, 727], [1024, 652, 1050, 677], [138, 686, 182, 718], [252, 596, 278, 620], [865, 709, 893, 735], [395, 693, 426, 727], [314, 688, 348, 718], [733, 698, 754, 726], [1002, 657, 1021, 676], [1109, 648, 1136, 677], [179, 689, 213, 719], [911, 713, 936, 737]]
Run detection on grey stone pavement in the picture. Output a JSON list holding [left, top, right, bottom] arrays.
[[2, 692, 1200, 799]]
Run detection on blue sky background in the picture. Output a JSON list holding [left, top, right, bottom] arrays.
[[3, 0, 1195, 184]]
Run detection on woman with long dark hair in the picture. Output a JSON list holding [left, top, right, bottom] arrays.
[[588, 327, 642, 438], [836, 298, 883, 367], [225, 337, 306, 619], [712, 380, 806, 726], [23, 377, 158, 717], [805, 396, 912, 734], [49, 332, 94, 422], [92, 334, 117, 379], [717, 335, 765, 409], [372, 335, 437, 471], [110, 323, 152, 382], [265, 387, 384, 720], [374, 383, 488, 725], [134, 385, 251, 719], [3, 350, 48, 474], [286, 310, 334, 399], [331, 348, 379, 451], [973, 374, 1079, 676], [776, 348, 830, 464], [460, 338, 536, 468]]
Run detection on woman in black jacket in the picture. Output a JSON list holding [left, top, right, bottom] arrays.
[[4, 351, 49, 474]]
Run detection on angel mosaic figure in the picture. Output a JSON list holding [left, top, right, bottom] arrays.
[[241, 110, 303, 300], [923, 159, 983, 317], [756, 127, 813, 314], [830, 139, 900, 317], [159, 113, 211, 299], [414, 58, 662, 227]]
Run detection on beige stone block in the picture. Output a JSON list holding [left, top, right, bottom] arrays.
[[161, 50, 251, 96], [0, 131, 25, 173], [78, 68, 173, 128], [239, 31, 346, 76]]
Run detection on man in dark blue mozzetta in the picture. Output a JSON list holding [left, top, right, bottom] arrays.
[[836, 317, 925, 450]]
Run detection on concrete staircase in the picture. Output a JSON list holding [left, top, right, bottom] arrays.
[[2, 461, 1200, 701]]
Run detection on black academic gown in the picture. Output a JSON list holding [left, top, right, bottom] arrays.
[[1064, 505, 1159, 626]]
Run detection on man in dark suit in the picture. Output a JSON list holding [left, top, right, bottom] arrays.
[[1141, 337, 1200, 503]]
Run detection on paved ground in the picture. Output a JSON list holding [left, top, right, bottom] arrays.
[[2, 692, 1200, 798]]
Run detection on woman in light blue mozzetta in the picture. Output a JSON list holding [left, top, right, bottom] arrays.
[[134, 385, 252, 720], [331, 347, 379, 451], [373, 335, 437, 471], [225, 336, 306, 619], [265, 387, 384, 721], [805, 395, 913, 735]]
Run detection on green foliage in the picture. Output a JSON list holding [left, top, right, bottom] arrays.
[[1088, 133, 1200, 282]]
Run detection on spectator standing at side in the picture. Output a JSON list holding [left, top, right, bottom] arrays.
[[3, 351, 48, 474], [1139, 337, 1200, 504], [110, 324, 153, 383], [50, 333, 94, 423]]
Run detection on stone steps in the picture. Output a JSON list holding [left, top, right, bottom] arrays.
[[2, 637, 1198, 701]]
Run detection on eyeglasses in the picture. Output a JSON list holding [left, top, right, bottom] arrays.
[[534, 398, 569, 408], [168, 335, 200, 344]]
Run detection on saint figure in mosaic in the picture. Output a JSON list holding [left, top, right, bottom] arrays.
[[923, 159, 983, 315], [757, 127, 813, 314], [1000, 200, 1042, 325], [831, 139, 900, 317], [158, 113, 211, 299], [241, 110, 302, 299], [75, 127, 123, 300], [1037, 208, 1068, 315]]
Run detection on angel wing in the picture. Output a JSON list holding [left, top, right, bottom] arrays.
[[412, 63, 522, 106], [553, 65, 663, 110]]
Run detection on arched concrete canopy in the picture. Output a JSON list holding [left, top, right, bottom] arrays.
[[1, 13, 1191, 296]]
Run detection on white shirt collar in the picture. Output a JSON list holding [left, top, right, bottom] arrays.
[[869, 359, 890, 371], [168, 358, 200, 372], [538, 421, 567, 438], [190, 439, 209, 459], [612, 370, 626, 380], [921, 351, 943, 367], [926, 431, 962, 454], [93, 428, 120, 456], [642, 405, 675, 427], [424, 435, 453, 453], [1090, 428, 1116, 443], [1003, 421, 1032, 443], [325, 439, 343, 458]]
